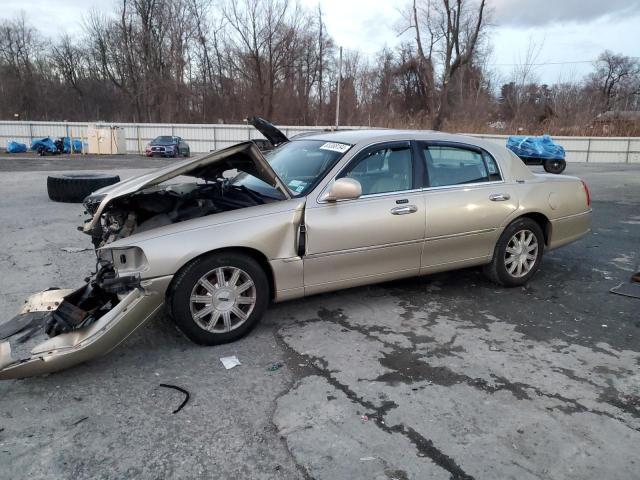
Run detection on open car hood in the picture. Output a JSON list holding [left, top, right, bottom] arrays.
[[247, 117, 289, 146], [84, 141, 290, 232]]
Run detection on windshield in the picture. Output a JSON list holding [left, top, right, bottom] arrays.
[[232, 139, 351, 197], [152, 136, 176, 145]]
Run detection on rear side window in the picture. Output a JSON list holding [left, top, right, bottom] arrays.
[[423, 145, 501, 187]]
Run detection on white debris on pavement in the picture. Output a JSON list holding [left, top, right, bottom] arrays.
[[220, 355, 241, 369]]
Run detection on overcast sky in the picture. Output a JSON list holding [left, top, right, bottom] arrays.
[[1, 0, 639, 84]]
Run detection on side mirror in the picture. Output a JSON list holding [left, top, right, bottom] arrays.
[[323, 178, 362, 202]]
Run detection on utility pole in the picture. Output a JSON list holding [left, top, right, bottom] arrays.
[[335, 46, 342, 130]]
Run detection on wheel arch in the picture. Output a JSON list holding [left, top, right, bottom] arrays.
[[166, 246, 276, 304], [513, 212, 551, 246]]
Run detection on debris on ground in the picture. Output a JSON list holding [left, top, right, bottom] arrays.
[[220, 355, 241, 370], [60, 247, 91, 253], [159, 383, 190, 414], [610, 282, 640, 299], [72, 416, 89, 426], [359, 456, 376, 461], [266, 362, 283, 372], [361, 415, 369, 422]]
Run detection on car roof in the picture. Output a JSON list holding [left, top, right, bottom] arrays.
[[295, 128, 491, 148], [293, 128, 535, 182]]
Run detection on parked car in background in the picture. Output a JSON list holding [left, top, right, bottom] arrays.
[[0, 125, 592, 379], [145, 136, 190, 157]]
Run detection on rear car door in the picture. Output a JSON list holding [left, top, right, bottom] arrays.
[[303, 141, 426, 293], [418, 142, 518, 269]]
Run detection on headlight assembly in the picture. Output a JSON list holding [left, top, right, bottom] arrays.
[[98, 246, 148, 275]]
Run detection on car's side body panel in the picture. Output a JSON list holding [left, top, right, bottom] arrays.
[[303, 191, 425, 291], [421, 183, 519, 267], [107, 198, 306, 281]]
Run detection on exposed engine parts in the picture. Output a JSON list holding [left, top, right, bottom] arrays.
[[44, 264, 139, 337], [83, 180, 266, 248]]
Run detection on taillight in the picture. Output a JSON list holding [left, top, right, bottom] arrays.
[[581, 180, 590, 207]]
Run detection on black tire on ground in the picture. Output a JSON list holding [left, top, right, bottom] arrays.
[[168, 251, 270, 345], [47, 173, 121, 203], [543, 158, 566, 174], [483, 217, 545, 287]]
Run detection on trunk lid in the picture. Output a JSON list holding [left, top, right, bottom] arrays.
[[247, 117, 289, 146]]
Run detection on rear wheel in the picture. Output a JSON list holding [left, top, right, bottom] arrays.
[[483, 218, 544, 287], [168, 252, 269, 345], [543, 159, 566, 174]]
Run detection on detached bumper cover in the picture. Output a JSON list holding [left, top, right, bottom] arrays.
[[0, 275, 172, 380]]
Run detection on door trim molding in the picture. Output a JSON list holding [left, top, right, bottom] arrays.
[[304, 237, 425, 259]]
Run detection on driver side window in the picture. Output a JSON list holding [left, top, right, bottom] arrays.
[[340, 146, 413, 195]]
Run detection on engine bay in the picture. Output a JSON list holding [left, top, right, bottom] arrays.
[[84, 179, 271, 247]]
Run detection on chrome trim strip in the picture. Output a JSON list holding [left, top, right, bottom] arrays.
[[425, 227, 497, 241], [550, 209, 592, 222], [304, 237, 424, 259], [420, 179, 505, 193], [317, 188, 424, 204]]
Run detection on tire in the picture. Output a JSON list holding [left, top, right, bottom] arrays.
[[543, 159, 566, 174], [47, 173, 121, 203], [483, 217, 544, 287], [183, 149, 190, 158], [168, 252, 269, 345]]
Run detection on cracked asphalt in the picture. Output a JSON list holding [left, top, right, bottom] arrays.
[[0, 157, 638, 479]]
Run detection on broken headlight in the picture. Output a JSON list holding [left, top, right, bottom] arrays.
[[83, 192, 107, 215], [99, 246, 148, 276]]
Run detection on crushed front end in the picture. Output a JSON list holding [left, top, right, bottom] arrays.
[[0, 254, 172, 380]]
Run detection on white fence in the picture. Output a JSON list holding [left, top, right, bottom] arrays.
[[1, 120, 639, 163]]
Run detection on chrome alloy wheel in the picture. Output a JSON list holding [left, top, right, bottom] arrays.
[[189, 266, 256, 333], [504, 229, 539, 278]]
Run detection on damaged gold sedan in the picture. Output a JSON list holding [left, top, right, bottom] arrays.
[[0, 127, 592, 379]]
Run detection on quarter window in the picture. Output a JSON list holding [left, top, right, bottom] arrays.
[[340, 146, 413, 195], [424, 146, 501, 187]]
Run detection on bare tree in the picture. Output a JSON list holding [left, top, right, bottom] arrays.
[[589, 50, 640, 111], [431, 0, 487, 130]]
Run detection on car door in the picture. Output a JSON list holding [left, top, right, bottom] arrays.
[[303, 141, 426, 294], [418, 142, 519, 271]]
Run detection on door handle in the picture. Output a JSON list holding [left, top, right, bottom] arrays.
[[391, 205, 418, 215], [489, 193, 511, 201]]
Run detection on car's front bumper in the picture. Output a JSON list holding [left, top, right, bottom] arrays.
[[0, 275, 172, 380]]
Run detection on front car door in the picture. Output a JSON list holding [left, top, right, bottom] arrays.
[[303, 141, 426, 295], [418, 141, 519, 273]]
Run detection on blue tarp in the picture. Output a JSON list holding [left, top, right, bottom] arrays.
[[506, 134, 565, 160], [62, 137, 83, 153], [30, 137, 83, 153], [30, 137, 57, 153], [6, 141, 27, 153]]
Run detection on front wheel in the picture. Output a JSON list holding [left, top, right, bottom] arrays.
[[168, 252, 269, 345], [483, 218, 544, 287], [544, 159, 566, 174]]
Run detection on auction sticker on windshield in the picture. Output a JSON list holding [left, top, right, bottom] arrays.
[[320, 142, 350, 153]]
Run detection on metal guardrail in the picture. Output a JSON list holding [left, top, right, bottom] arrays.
[[0, 121, 638, 163]]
